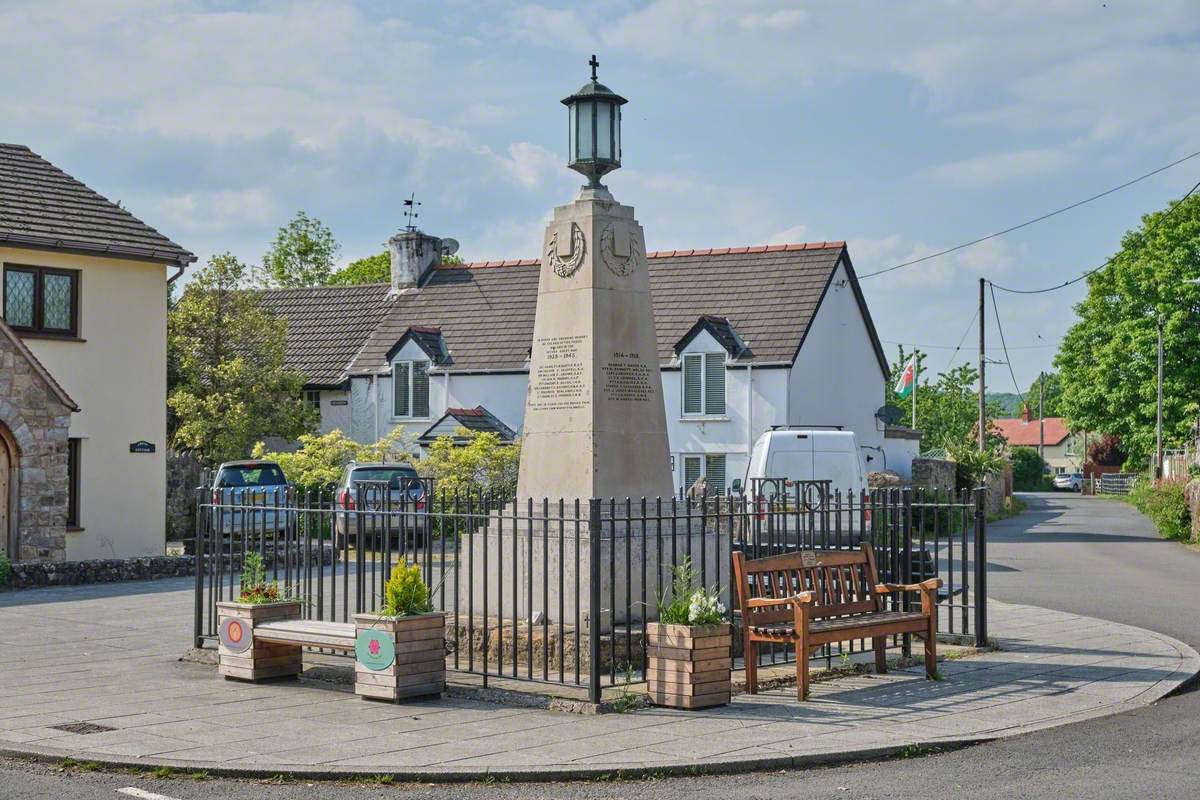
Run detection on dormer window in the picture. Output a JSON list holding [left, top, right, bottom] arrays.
[[393, 360, 430, 419], [682, 352, 725, 416]]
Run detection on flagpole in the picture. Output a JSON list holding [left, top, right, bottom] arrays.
[[912, 347, 918, 428]]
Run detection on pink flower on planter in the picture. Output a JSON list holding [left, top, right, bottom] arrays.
[[368, 639, 381, 656]]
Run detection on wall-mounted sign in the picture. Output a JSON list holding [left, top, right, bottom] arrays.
[[129, 441, 156, 454], [355, 629, 396, 671], [330, 400, 349, 406], [219, 617, 252, 652]]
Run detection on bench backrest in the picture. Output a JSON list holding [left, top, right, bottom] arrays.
[[733, 542, 882, 625]]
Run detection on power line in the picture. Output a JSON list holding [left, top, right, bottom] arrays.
[[989, 177, 1200, 295], [989, 283, 1027, 410], [882, 339, 1053, 351], [941, 306, 979, 374], [858, 149, 1200, 280]]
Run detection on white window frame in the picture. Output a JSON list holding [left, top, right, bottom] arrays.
[[681, 351, 727, 417], [304, 389, 321, 413], [681, 453, 728, 495], [392, 359, 431, 420]]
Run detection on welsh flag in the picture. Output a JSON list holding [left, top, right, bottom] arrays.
[[894, 356, 916, 399]]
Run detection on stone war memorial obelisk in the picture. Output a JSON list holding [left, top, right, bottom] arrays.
[[465, 58, 722, 633]]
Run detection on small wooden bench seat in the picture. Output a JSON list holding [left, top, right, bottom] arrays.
[[733, 542, 942, 701], [254, 620, 356, 652]]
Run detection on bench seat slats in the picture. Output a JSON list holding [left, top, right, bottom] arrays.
[[255, 620, 357, 651]]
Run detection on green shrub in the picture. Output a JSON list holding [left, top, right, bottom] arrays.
[[1129, 478, 1192, 541], [0, 553, 12, 588], [238, 552, 281, 604], [659, 558, 726, 626], [1011, 447, 1052, 491], [382, 562, 431, 617]]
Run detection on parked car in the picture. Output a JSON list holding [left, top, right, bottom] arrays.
[[1053, 472, 1083, 492], [334, 463, 429, 548], [210, 460, 293, 537], [738, 428, 871, 549]]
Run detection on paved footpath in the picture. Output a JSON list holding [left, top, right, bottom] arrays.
[[0, 573, 1195, 780]]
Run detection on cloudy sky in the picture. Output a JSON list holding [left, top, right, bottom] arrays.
[[6, 1, 1199, 392]]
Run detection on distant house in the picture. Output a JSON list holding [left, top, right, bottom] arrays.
[[1, 144, 194, 561], [260, 230, 899, 494], [993, 409, 1083, 474]]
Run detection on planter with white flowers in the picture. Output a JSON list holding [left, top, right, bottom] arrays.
[[646, 559, 731, 710]]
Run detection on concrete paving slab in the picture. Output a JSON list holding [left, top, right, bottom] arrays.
[[0, 579, 1195, 780]]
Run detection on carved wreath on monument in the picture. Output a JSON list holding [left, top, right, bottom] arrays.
[[600, 222, 644, 277], [547, 222, 587, 278]]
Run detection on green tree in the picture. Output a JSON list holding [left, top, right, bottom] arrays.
[[325, 251, 389, 285], [168, 253, 316, 465], [1024, 371, 1064, 418], [1011, 446, 1049, 491], [255, 211, 340, 287], [1055, 193, 1200, 467], [885, 347, 1002, 453]]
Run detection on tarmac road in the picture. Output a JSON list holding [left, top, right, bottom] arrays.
[[4, 492, 1199, 799]]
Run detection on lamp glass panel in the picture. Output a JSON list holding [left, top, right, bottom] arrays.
[[568, 105, 576, 162], [577, 100, 594, 160], [596, 101, 612, 159], [615, 106, 621, 161]]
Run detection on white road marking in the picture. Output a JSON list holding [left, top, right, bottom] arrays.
[[116, 788, 183, 800]]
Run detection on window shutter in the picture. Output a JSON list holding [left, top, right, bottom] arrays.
[[393, 362, 410, 417], [704, 454, 727, 495], [412, 361, 430, 418], [682, 354, 702, 414], [683, 456, 702, 490], [704, 352, 726, 415]]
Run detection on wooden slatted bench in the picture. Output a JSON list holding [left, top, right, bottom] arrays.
[[733, 542, 941, 701]]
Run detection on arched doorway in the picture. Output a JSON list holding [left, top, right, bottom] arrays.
[[0, 422, 15, 560]]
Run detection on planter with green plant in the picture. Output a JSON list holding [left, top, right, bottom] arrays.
[[216, 553, 303, 681], [353, 562, 446, 702], [646, 559, 731, 710]]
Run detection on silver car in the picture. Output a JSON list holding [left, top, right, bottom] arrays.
[[210, 460, 293, 536], [334, 463, 429, 547], [1053, 472, 1083, 492]]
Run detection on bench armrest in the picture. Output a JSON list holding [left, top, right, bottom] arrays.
[[746, 592, 813, 608], [873, 578, 942, 594]]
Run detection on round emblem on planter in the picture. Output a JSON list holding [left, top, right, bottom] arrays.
[[355, 629, 396, 671], [219, 617, 252, 653]]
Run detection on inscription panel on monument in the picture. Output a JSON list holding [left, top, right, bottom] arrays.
[[601, 351, 654, 403], [530, 335, 587, 410]]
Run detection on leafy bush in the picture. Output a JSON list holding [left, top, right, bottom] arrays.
[[0, 553, 12, 588], [659, 558, 726, 626], [252, 427, 416, 492], [382, 562, 431, 617], [944, 435, 1005, 490], [422, 429, 521, 498], [1011, 447, 1051, 491], [1088, 434, 1127, 468], [1129, 478, 1192, 541], [238, 552, 282, 604]]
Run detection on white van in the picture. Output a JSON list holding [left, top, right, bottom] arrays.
[[740, 428, 869, 500]]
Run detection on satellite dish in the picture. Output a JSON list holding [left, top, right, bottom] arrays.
[[875, 404, 904, 425], [439, 238, 460, 257]]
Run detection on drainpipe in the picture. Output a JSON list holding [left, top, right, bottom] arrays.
[[166, 262, 187, 286], [371, 375, 380, 443], [746, 364, 754, 458]]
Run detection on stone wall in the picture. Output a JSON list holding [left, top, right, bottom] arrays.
[[166, 449, 204, 542], [0, 333, 73, 561], [911, 457, 956, 492], [5, 555, 195, 589]]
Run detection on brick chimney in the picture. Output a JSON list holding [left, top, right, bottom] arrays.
[[387, 230, 442, 294], [1021, 404, 1033, 423]]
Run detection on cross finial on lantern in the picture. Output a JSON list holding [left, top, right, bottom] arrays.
[[589, 54, 599, 81]]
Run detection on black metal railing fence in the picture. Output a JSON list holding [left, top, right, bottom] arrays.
[[194, 482, 987, 702]]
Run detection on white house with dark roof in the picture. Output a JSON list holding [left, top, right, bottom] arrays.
[[260, 229, 897, 495], [1, 144, 194, 560]]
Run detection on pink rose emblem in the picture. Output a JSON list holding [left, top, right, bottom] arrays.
[[368, 639, 381, 656]]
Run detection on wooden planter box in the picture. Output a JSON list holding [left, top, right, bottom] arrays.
[[645, 622, 731, 709], [216, 600, 303, 681], [353, 612, 447, 702]]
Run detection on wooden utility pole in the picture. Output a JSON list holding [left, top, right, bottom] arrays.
[[1038, 371, 1045, 461], [978, 278, 986, 453]]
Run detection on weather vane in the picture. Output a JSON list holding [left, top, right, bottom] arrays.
[[403, 193, 421, 232]]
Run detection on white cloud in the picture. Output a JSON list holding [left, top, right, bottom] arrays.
[[925, 147, 1077, 187]]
